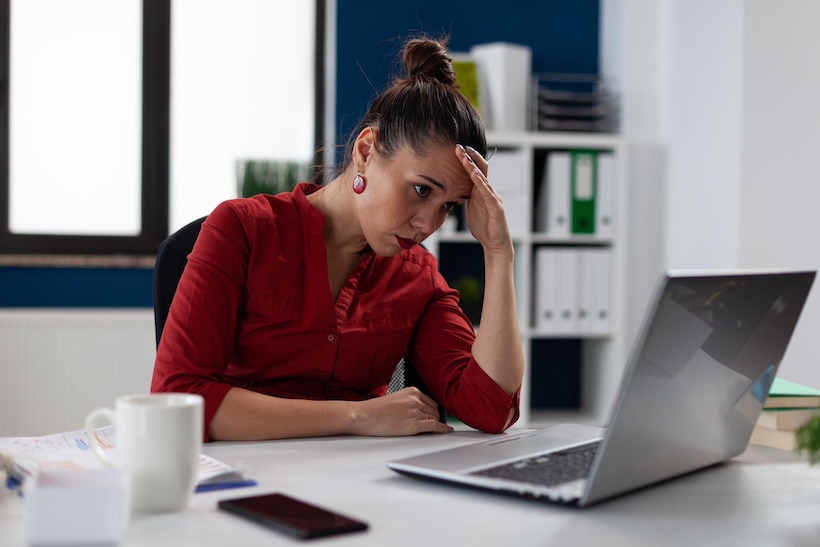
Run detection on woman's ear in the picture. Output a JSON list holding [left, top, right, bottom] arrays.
[[352, 126, 377, 172]]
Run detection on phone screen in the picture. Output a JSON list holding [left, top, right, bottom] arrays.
[[218, 492, 369, 539]]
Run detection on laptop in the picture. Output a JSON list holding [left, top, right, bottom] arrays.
[[389, 269, 816, 506]]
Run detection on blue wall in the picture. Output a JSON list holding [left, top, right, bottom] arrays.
[[334, 0, 600, 150], [0, 267, 154, 307], [2, 1, 599, 308]]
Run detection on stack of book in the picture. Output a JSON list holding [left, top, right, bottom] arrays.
[[750, 377, 820, 450]]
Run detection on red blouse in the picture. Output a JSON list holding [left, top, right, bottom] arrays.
[[151, 183, 519, 440]]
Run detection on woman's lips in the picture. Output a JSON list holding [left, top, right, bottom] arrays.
[[396, 236, 416, 250]]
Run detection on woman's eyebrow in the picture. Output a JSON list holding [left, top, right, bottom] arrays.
[[419, 174, 470, 201]]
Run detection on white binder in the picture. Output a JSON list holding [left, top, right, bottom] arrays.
[[595, 152, 616, 238], [555, 248, 580, 334], [591, 248, 612, 333], [541, 151, 571, 238], [536, 246, 611, 335], [535, 247, 576, 333], [489, 149, 529, 238], [577, 249, 598, 333], [534, 247, 559, 331]]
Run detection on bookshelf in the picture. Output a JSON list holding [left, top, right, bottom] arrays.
[[426, 131, 628, 427]]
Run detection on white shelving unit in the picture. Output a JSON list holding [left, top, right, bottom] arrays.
[[426, 131, 628, 428]]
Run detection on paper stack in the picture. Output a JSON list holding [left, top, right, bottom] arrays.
[[0, 426, 256, 494], [749, 377, 820, 451]]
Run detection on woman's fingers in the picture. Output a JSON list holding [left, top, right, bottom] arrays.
[[457, 145, 489, 190], [406, 389, 453, 433], [409, 389, 443, 422], [458, 143, 488, 173], [356, 387, 452, 436], [456, 144, 502, 206]]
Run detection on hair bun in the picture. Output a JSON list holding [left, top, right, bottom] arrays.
[[403, 38, 456, 86]]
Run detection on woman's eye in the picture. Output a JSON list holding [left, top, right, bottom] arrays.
[[413, 184, 431, 198], [414, 183, 456, 212]]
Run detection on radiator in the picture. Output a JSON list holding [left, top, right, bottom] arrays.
[[0, 309, 157, 436]]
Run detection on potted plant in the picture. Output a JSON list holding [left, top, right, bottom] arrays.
[[796, 416, 820, 464], [237, 159, 310, 198]]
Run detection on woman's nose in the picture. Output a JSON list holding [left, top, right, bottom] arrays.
[[411, 206, 441, 236]]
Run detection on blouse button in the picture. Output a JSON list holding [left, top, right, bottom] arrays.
[[327, 334, 335, 342]]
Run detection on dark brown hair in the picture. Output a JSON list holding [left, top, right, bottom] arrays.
[[342, 36, 487, 169]]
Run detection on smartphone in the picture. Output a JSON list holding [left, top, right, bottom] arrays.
[[217, 492, 369, 539]]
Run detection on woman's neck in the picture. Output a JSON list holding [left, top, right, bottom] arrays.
[[306, 174, 371, 259]]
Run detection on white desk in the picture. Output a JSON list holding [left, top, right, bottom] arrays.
[[2, 431, 820, 546]]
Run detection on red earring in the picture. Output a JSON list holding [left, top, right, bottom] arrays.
[[353, 173, 366, 194]]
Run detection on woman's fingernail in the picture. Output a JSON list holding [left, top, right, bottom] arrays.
[[466, 145, 478, 154]]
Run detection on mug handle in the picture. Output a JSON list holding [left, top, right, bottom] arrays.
[[84, 407, 116, 467]]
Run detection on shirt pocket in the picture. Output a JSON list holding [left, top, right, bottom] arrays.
[[240, 290, 301, 329], [234, 291, 303, 370]]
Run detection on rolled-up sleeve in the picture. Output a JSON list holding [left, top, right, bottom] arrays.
[[408, 270, 521, 433]]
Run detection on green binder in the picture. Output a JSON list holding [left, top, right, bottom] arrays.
[[570, 150, 597, 235]]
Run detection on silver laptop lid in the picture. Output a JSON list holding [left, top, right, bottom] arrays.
[[582, 269, 815, 505]]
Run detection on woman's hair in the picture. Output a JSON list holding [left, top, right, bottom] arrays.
[[342, 36, 487, 170]]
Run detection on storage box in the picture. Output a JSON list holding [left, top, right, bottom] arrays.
[[25, 469, 129, 545], [469, 42, 532, 132]]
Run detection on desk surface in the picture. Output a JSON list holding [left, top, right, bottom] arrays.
[[2, 431, 820, 546]]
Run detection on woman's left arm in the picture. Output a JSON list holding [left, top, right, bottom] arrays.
[[457, 145, 525, 396]]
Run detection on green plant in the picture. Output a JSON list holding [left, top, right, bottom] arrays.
[[795, 415, 820, 464], [451, 276, 484, 325], [237, 159, 309, 198]]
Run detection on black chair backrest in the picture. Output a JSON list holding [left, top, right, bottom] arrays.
[[153, 216, 207, 347]]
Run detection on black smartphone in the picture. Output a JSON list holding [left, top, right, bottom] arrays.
[[217, 492, 369, 539]]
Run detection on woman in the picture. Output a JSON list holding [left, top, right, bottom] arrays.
[[151, 36, 525, 441]]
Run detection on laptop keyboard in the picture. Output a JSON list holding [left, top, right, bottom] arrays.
[[469, 442, 600, 487]]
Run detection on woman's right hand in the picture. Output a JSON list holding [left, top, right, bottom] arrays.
[[349, 387, 453, 436], [457, 145, 513, 258]]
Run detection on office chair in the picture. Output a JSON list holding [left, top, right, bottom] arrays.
[[153, 216, 207, 347], [152, 216, 447, 422]]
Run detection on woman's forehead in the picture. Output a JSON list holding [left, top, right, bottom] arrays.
[[396, 144, 472, 195]]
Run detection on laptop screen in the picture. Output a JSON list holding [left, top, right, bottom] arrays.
[[585, 270, 815, 504]]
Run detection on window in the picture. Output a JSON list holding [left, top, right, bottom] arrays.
[[0, 0, 323, 254], [169, 0, 321, 232]]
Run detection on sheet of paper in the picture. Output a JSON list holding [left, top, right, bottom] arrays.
[[0, 427, 243, 486]]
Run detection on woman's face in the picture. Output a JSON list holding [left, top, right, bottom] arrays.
[[357, 140, 473, 257]]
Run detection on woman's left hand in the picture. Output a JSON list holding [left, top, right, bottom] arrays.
[[456, 145, 513, 255]]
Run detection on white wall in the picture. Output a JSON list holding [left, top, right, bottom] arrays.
[[664, 0, 744, 269], [604, 0, 820, 388], [600, 0, 668, 343], [0, 311, 156, 436], [738, 0, 820, 387]]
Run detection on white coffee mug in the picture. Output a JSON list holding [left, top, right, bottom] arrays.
[[85, 393, 204, 513]]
